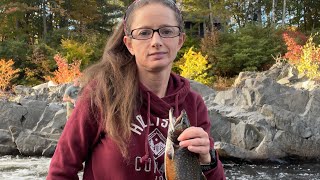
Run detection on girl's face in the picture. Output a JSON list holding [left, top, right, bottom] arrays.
[[123, 3, 185, 74]]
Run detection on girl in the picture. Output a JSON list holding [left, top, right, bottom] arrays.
[[47, 0, 226, 179]]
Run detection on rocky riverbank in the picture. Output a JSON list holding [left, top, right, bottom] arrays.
[[1, 62, 319, 162]]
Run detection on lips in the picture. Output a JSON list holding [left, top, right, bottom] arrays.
[[149, 52, 167, 56], [148, 52, 167, 59]]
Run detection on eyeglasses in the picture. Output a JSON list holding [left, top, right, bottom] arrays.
[[129, 26, 181, 40]]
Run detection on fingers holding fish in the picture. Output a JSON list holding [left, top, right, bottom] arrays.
[[178, 137, 210, 149], [177, 126, 209, 146], [177, 127, 211, 163]]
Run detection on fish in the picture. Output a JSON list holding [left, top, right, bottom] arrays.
[[164, 108, 206, 180]]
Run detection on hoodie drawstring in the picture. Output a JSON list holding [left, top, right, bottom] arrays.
[[174, 94, 179, 117], [140, 92, 151, 164], [140, 92, 180, 164]]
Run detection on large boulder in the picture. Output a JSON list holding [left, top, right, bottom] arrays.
[[9, 126, 57, 156], [0, 100, 27, 129], [208, 62, 320, 161], [33, 103, 63, 132], [19, 99, 47, 129], [40, 109, 67, 134], [0, 82, 67, 157]]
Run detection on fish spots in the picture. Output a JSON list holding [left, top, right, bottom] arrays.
[[165, 109, 204, 180]]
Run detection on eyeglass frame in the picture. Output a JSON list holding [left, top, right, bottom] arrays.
[[128, 26, 181, 40]]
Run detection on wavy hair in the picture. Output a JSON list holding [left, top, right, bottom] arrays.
[[82, 0, 183, 158]]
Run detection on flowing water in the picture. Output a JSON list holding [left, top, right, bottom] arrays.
[[223, 160, 320, 180], [0, 156, 319, 180]]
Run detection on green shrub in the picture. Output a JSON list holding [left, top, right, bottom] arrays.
[[60, 39, 94, 69], [202, 24, 286, 77]]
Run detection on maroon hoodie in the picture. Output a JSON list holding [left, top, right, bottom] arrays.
[[47, 73, 226, 180]]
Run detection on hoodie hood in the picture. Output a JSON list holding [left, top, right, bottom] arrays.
[[139, 73, 190, 119]]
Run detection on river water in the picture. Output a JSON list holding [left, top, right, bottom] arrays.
[[0, 156, 319, 180]]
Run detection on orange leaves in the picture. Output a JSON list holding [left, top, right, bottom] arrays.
[[282, 28, 320, 79], [45, 54, 82, 84], [282, 33, 302, 64], [0, 59, 20, 91], [282, 29, 307, 64]]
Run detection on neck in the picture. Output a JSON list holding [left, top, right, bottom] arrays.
[[139, 70, 171, 98]]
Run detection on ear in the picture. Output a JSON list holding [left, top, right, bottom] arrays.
[[123, 36, 135, 55], [177, 33, 186, 51]]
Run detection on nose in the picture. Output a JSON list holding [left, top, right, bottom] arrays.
[[150, 31, 163, 48]]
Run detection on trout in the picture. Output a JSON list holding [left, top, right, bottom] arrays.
[[165, 109, 206, 180]]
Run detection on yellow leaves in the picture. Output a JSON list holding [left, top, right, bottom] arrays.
[[178, 47, 213, 85], [45, 54, 82, 84], [282, 29, 320, 80], [295, 34, 320, 80], [0, 59, 20, 91]]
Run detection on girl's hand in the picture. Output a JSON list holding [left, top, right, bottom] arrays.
[[177, 126, 211, 164]]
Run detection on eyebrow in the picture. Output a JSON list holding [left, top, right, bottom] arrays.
[[132, 24, 179, 29]]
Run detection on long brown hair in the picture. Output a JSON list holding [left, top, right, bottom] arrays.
[[82, 0, 184, 158]]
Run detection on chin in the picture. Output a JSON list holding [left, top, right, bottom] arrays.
[[143, 65, 167, 73]]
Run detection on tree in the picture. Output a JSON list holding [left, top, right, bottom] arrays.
[[45, 54, 81, 84], [272, 0, 276, 24], [60, 39, 94, 68], [282, 0, 286, 26], [0, 59, 20, 91], [202, 24, 286, 77]]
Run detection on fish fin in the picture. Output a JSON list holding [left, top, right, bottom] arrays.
[[182, 110, 191, 127], [168, 151, 173, 159], [168, 108, 175, 130], [166, 143, 174, 160], [164, 143, 176, 180]]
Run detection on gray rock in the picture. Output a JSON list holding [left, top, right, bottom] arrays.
[[209, 63, 320, 160], [0, 129, 19, 155], [33, 103, 63, 132], [19, 99, 47, 129], [9, 126, 58, 157], [42, 142, 57, 157], [189, 79, 215, 97], [230, 122, 263, 150], [0, 81, 68, 157], [0, 101, 26, 129], [40, 109, 67, 134]]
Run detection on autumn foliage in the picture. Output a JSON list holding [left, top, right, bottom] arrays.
[[178, 47, 214, 85], [0, 59, 20, 91], [282, 29, 307, 64], [295, 34, 320, 79], [283, 29, 320, 79], [45, 54, 82, 84]]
